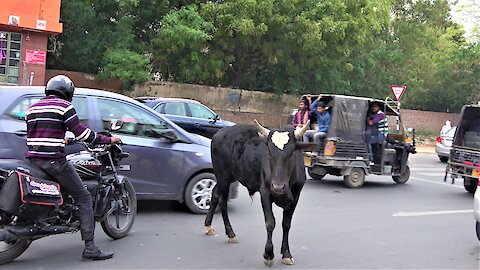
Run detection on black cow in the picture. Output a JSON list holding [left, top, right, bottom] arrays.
[[204, 120, 313, 265]]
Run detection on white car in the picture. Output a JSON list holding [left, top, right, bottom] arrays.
[[475, 180, 480, 241], [435, 126, 456, 162]]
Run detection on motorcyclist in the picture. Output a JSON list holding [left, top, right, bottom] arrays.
[[25, 75, 121, 260]]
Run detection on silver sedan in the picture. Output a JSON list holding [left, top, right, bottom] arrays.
[[435, 126, 456, 162]]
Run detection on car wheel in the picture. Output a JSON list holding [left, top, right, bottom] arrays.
[[393, 165, 410, 184], [463, 177, 477, 194], [185, 173, 216, 214], [476, 222, 480, 242], [343, 168, 365, 188], [439, 156, 448, 163]]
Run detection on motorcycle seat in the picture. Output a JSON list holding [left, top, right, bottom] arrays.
[[0, 159, 51, 180]]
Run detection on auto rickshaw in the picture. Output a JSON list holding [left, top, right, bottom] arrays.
[[301, 95, 416, 188], [444, 104, 480, 193]]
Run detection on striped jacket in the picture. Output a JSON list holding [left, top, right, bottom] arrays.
[[25, 95, 111, 159]]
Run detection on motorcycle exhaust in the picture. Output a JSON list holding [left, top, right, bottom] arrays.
[[0, 230, 18, 242], [1, 225, 74, 240]]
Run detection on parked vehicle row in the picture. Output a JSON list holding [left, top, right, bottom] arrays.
[[0, 86, 237, 214], [136, 97, 235, 139]]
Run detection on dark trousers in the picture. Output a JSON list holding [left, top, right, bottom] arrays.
[[29, 158, 94, 241]]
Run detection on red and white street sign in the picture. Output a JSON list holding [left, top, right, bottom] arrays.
[[390, 85, 406, 101]]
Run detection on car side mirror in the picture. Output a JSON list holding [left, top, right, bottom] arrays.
[[110, 120, 124, 131], [153, 129, 178, 142], [209, 114, 220, 124]]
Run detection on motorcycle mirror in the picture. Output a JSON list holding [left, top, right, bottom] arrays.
[[110, 120, 124, 131]]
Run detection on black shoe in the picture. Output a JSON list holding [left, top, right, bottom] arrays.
[[82, 248, 114, 260]]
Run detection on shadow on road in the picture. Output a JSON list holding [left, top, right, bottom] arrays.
[[307, 178, 407, 190], [137, 200, 186, 213]]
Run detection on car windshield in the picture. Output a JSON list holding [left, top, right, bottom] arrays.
[[445, 127, 457, 137]]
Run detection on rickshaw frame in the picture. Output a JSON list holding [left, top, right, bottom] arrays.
[[301, 94, 416, 188], [443, 104, 480, 193]]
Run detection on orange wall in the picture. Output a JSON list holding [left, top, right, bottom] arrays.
[[0, 0, 62, 34]]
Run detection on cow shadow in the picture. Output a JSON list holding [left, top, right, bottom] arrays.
[[137, 200, 239, 214]]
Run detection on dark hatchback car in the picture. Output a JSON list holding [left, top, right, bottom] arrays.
[[0, 86, 237, 214], [137, 97, 235, 139]]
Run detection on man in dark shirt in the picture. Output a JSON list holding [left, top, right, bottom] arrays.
[[26, 75, 121, 260], [365, 102, 388, 161]]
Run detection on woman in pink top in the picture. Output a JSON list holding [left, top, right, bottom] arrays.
[[292, 98, 311, 128]]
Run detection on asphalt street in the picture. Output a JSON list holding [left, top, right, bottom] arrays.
[[2, 153, 479, 269]]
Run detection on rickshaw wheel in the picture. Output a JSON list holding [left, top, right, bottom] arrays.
[[393, 165, 410, 184], [463, 177, 477, 194], [308, 167, 326, 180], [343, 168, 365, 188]]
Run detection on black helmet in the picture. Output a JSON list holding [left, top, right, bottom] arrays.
[[45, 75, 75, 102]]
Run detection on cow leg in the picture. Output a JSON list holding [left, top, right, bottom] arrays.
[[219, 192, 238, 243], [280, 203, 297, 265], [280, 188, 301, 266], [204, 184, 220, 235], [261, 193, 275, 266], [205, 182, 238, 242]]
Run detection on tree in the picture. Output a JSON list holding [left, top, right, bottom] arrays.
[[98, 48, 151, 90], [152, 0, 391, 94]]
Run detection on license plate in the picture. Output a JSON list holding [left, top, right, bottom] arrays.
[[473, 169, 479, 177]]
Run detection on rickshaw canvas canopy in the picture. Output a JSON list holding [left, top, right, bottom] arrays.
[[452, 105, 480, 149], [327, 96, 369, 143]]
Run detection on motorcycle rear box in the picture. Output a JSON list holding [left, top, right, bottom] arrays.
[[0, 171, 21, 214]]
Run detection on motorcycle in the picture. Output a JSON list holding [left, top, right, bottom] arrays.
[[0, 122, 136, 264]]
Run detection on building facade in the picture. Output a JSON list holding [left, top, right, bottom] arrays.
[[0, 0, 62, 86]]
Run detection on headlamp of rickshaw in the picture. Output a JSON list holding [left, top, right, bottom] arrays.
[[324, 140, 336, 156]]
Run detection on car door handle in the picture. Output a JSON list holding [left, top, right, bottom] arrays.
[[193, 123, 201, 128], [14, 130, 27, 137]]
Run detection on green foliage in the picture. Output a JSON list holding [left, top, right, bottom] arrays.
[[47, 0, 480, 111], [415, 129, 437, 137], [98, 49, 151, 90]]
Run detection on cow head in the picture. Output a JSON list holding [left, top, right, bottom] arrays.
[[254, 120, 313, 196]]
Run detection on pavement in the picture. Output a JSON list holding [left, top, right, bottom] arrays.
[[415, 144, 435, 154]]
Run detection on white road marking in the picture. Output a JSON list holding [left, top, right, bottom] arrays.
[[393, 209, 473, 217], [410, 176, 463, 189], [416, 172, 446, 177], [411, 168, 446, 172]]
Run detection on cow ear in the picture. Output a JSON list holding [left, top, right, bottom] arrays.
[[295, 142, 317, 152]]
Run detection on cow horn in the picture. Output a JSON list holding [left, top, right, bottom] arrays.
[[254, 119, 270, 137], [294, 120, 310, 139]]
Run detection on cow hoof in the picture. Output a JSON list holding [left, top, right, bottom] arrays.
[[205, 226, 216, 236], [263, 258, 274, 266], [227, 237, 239, 244], [281, 257, 295, 265]]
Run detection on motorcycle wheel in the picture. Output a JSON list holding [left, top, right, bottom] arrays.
[[0, 238, 31, 265], [101, 179, 137, 239]]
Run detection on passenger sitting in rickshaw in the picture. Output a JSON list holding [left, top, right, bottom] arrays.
[[365, 102, 388, 161], [303, 95, 331, 144], [291, 97, 312, 128]]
